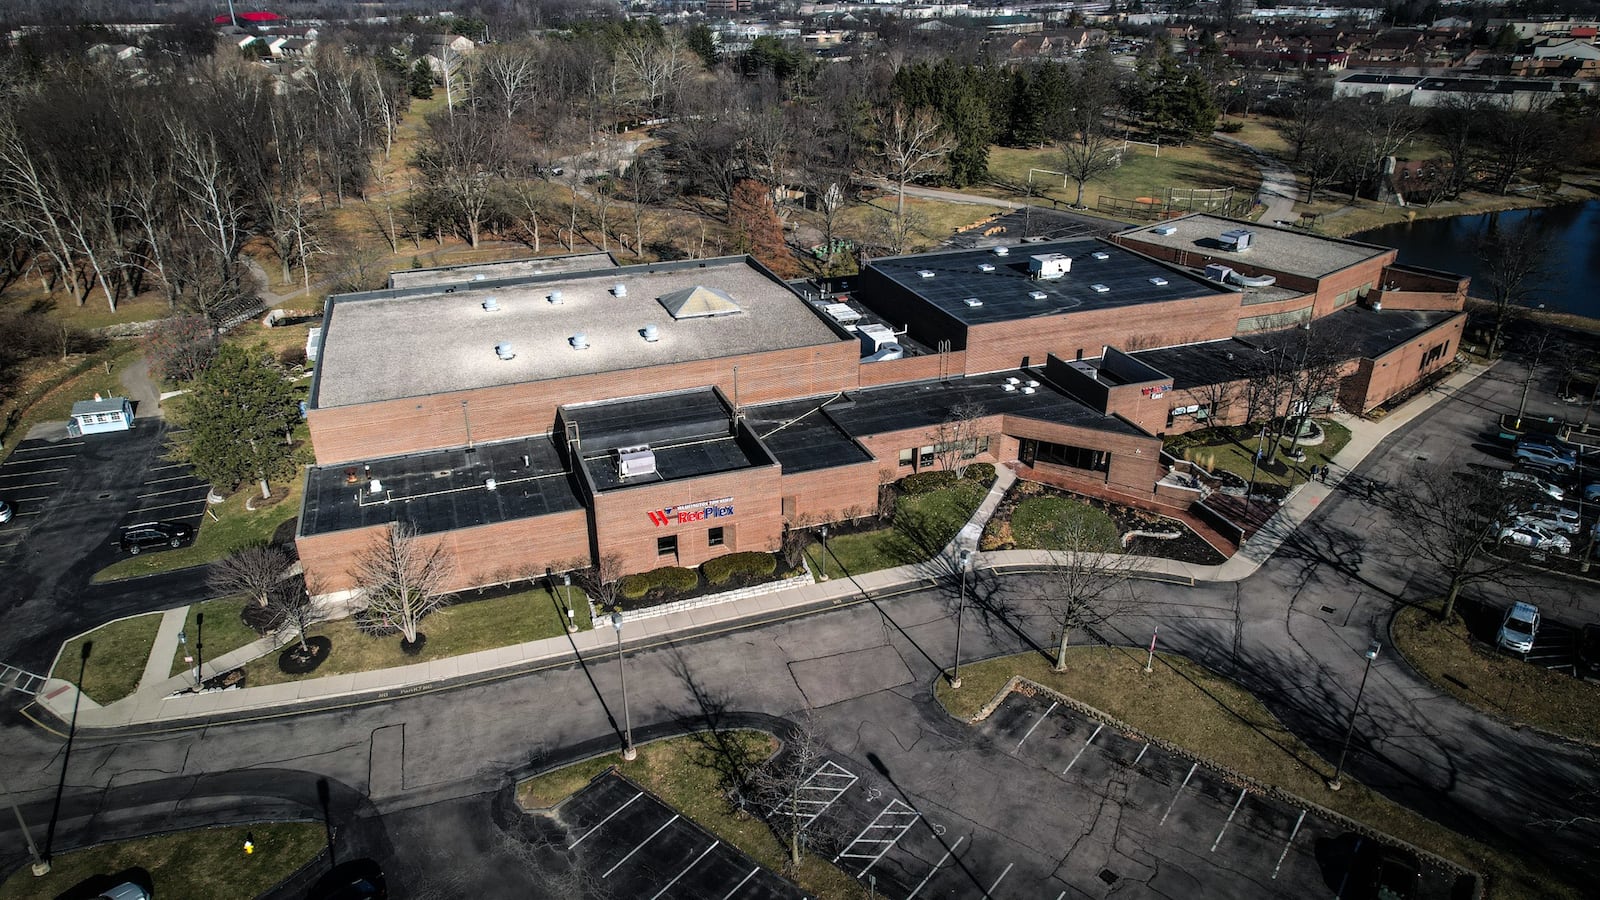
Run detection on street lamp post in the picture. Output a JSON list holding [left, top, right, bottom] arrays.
[[1, 773, 48, 876], [1328, 640, 1382, 791], [1246, 425, 1268, 499], [610, 612, 636, 761], [44, 641, 92, 868], [563, 573, 576, 633], [949, 549, 973, 689], [194, 612, 205, 691], [818, 524, 829, 581]]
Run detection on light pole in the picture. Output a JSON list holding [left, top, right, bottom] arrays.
[[563, 573, 576, 632], [194, 612, 205, 691], [1, 773, 48, 876], [1246, 425, 1268, 499], [610, 612, 636, 761], [44, 641, 91, 868], [818, 524, 829, 580], [949, 549, 973, 689], [1328, 640, 1382, 791]]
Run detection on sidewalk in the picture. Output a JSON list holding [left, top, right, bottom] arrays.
[[35, 363, 1490, 730]]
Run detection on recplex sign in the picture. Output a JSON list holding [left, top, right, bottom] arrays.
[[647, 497, 735, 527]]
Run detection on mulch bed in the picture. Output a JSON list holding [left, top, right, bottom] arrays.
[[988, 482, 1227, 566], [277, 635, 332, 674]]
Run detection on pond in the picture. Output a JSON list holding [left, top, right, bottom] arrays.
[[1352, 199, 1600, 320]]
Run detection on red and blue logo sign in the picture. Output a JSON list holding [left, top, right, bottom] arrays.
[[648, 497, 735, 527]]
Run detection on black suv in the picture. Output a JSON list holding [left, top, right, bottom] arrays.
[[118, 521, 193, 554]]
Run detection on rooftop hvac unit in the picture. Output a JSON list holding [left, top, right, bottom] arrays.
[[1149, 277, 1169, 286], [1219, 229, 1255, 251], [369, 479, 382, 493], [1006, 377, 1021, 385], [822, 302, 861, 325], [612, 283, 627, 297], [1091, 251, 1110, 260], [482, 296, 500, 311], [962, 297, 983, 308], [1002, 383, 1017, 392], [977, 263, 996, 273], [1028, 290, 1048, 300], [917, 269, 936, 279], [570, 332, 589, 350], [642, 323, 660, 342], [495, 342, 516, 360], [617, 447, 657, 479], [1021, 386, 1036, 394], [992, 246, 1009, 256], [1028, 253, 1072, 280], [1090, 283, 1110, 293], [548, 290, 564, 305], [1205, 263, 1235, 283], [857, 323, 898, 354], [1152, 224, 1178, 236]]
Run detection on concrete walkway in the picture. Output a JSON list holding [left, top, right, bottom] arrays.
[[35, 362, 1491, 730], [1215, 133, 1299, 226]]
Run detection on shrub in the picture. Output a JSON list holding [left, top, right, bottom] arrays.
[[144, 315, 218, 383], [278, 346, 308, 370], [702, 551, 777, 586], [900, 470, 957, 495], [963, 463, 996, 484], [619, 565, 700, 600], [1218, 120, 1245, 133]]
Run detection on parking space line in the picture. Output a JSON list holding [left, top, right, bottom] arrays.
[[1271, 810, 1307, 879], [1015, 701, 1057, 750], [12, 442, 80, 451], [0, 467, 66, 476], [904, 835, 965, 900], [15, 496, 50, 503], [1062, 723, 1103, 774], [148, 463, 188, 471], [143, 475, 194, 485], [1159, 763, 1198, 826], [569, 791, 642, 848], [1133, 743, 1149, 766], [133, 497, 209, 512], [138, 486, 203, 499], [2, 482, 58, 491], [648, 839, 719, 900], [14, 510, 43, 517], [602, 813, 678, 878], [984, 862, 1014, 896], [770, 760, 858, 829], [834, 798, 922, 877], [721, 868, 759, 900], [1210, 788, 1247, 852]]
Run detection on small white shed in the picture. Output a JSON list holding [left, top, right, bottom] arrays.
[[68, 396, 133, 436]]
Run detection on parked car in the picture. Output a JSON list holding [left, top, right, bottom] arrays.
[[1498, 522, 1572, 554], [1519, 504, 1583, 535], [0, 498, 12, 524], [1586, 482, 1600, 502], [1497, 601, 1541, 655], [1500, 470, 1564, 501], [98, 883, 151, 900], [1514, 440, 1577, 475], [118, 521, 193, 555]]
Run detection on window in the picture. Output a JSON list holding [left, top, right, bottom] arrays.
[[898, 448, 914, 468], [708, 527, 724, 547], [1033, 440, 1108, 472], [1419, 340, 1450, 370], [1238, 306, 1312, 333], [657, 535, 677, 556], [918, 446, 935, 468]]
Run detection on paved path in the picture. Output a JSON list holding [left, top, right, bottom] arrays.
[[1215, 133, 1299, 225], [35, 362, 1491, 730]]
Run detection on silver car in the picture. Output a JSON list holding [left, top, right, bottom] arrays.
[[1520, 504, 1582, 535], [1498, 522, 1572, 554], [1500, 470, 1564, 501], [1497, 602, 1540, 655]]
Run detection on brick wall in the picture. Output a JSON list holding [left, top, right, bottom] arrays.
[[778, 461, 884, 526], [964, 293, 1242, 375], [857, 351, 967, 387], [1342, 313, 1465, 411], [1005, 417, 1163, 496], [308, 338, 863, 465], [591, 464, 785, 574]]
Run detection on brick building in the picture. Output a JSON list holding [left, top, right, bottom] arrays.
[[297, 215, 1467, 591]]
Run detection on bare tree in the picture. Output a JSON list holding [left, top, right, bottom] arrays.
[[1477, 217, 1550, 357], [1384, 465, 1520, 622], [751, 714, 841, 867], [267, 582, 333, 654], [1038, 520, 1145, 671], [569, 553, 623, 614], [1057, 126, 1121, 210], [872, 103, 952, 238], [209, 543, 294, 608], [927, 400, 989, 477], [474, 40, 543, 121], [351, 522, 456, 645]]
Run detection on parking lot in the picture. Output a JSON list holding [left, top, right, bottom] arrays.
[[115, 423, 211, 541], [801, 693, 1470, 899], [555, 771, 808, 900], [0, 435, 83, 559]]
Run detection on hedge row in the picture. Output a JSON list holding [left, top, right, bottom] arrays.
[[899, 470, 958, 494], [963, 463, 996, 484], [702, 551, 777, 586], [619, 565, 700, 600]]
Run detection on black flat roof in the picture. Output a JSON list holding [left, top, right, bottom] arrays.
[[299, 435, 581, 538], [743, 397, 874, 474], [824, 370, 1148, 439], [563, 389, 773, 491], [867, 238, 1223, 326], [1130, 339, 1260, 390]]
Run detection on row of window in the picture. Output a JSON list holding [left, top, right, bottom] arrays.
[[1237, 305, 1313, 334], [896, 436, 992, 469], [76, 412, 126, 425], [1419, 340, 1450, 371], [657, 527, 725, 557]]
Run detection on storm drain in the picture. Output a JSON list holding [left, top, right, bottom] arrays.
[[95, 492, 111, 500], [1099, 869, 1119, 885], [1320, 606, 1337, 614]]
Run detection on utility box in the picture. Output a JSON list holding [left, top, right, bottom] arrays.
[[617, 447, 657, 479], [857, 323, 898, 354], [1028, 253, 1072, 279], [1219, 229, 1254, 251]]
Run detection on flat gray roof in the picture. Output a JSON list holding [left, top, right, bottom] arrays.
[[387, 252, 617, 289], [315, 258, 844, 408], [1119, 214, 1390, 280]]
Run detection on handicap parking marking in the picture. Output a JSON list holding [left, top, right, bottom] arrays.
[[1159, 762, 1198, 826], [834, 797, 923, 878], [903, 834, 965, 900], [1210, 788, 1248, 852], [1271, 810, 1308, 879], [1062, 723, 1103, 775], [1015, 700, 1057, 751], [570, 791, 643, 848], [602, 813, 679, 879], [769, 759, 859, 830]]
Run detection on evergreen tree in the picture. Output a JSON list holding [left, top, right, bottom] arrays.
[[728, 179, 798, 278], [409, 58, 434, 100], [180, 344, 302, 499]]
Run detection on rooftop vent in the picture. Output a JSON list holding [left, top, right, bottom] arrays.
[[1002, 383, 1017, 392], [1029, 253, 1072, 280], [482, 296, 500, 312], [962, 297, 983, 308], [1148, 277, 1169, 286], [617, 447, 657, 479], [1026, 379, 1040, 387], [1091, 251, 1110, 260], [1021, 386, 1037, 394], [1219, 228, 1255, 251], [485, 477, 497, 491], [473, 273, 486, 281], [1028, 290, 1048, 300], [1152, 224, 1178, 236], [977, 263, 996, 273], [368, 479, 382, 494], [642, 323, 660, 342], [570, 332, 589, 350], [494, 342, 516, 360], [612, 283, 627, 297], [917, 269, 936, 279], [993, 246, 1010, 256], [548, 290, 564, 305], [1090, 283, 1110, 293], [1006, 377, 1021, 385]]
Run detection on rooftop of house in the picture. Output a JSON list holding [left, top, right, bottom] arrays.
[[1116, 214, 1393, 281], [312, 256, 845, 409], [865, 237, 1226, 327]]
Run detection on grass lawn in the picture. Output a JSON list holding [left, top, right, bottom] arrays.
[[516, 732, 868, 899], [92, 475, 305, 583], [981, 139, 1260, 211], [1166, 419, 1352, 489], [1219, 117, 1291, 157], [804, 479, 988, 580], [937, 649, 1571, 900], [0, 822, 322, 900], [242, 585, 591, 687], [1392, 601, 1600, 745], [50, 613, 163, 705], [32, 289, 174, 333], [1, 342, 142, 461], [1006, 495, 1120, 550], [169, 598, 264, 678], [837, 195, 1010, 253]]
